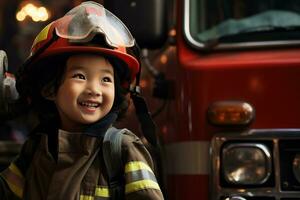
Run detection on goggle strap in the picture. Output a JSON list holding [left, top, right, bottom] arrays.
[[130, 93, 157, 147]]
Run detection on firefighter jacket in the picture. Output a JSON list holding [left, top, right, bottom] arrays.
[[0, 124, 164, 200]]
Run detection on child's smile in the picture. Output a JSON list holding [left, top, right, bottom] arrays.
[[79, 101, 100, 108], [78, 100, 101, 113], [53, 54, 115, 132]]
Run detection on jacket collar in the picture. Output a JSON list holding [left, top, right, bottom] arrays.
[[83, 111, 118, 138], [34, 111, 118, 138]]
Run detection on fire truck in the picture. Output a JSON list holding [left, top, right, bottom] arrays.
[[107, 0, 300, 199], [1, 0, 300, 199]]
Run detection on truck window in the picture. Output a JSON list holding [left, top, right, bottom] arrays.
[[185, 0, 300, 48]]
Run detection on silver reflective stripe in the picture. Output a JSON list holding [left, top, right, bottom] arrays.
[[124, 161, 161, 193], [126, 168, 157, 183], [165, 141, 210, 175]]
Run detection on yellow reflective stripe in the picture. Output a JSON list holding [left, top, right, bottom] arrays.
[[32, 22, 53, 47], [8, 163, 23, 179], [80, 195, 94, 200], [1, 175, 23, 198], [125, 179, 160, 194], [125, 161, 153, 174], [1, 163, 24, 198], [95, 186, 110, 197]]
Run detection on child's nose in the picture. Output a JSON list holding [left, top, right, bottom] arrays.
[[86, 82, 102, 97], [87, 90, 101, 97]]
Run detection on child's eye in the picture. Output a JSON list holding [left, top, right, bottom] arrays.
[[102, 77, 113, 83], [72, 73, 86, 80]]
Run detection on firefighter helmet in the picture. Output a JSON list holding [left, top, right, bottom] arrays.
[[14, 1, 156, 147], [20, 1, 140, 88]]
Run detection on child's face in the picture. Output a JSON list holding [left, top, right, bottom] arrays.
[[54, 54, 115, 131]]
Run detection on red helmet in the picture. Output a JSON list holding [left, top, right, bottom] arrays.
[[13, 2, 156, 145], [23, 1, 140, 87]]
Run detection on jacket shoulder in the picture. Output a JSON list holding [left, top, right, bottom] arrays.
[[120, 129, 142, 144], [117, 128, 164, 199]]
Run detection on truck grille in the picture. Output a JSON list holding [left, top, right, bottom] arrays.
[[279, 140, 300, 191], [211, 129, 300, 200]]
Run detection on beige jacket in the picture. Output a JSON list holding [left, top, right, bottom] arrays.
[[0, 129, 164, 200]]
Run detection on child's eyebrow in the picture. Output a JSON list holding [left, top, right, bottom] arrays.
[[68, 65, 85, 71], [101, 68, 114, 75], [68, 65, 114, 75]]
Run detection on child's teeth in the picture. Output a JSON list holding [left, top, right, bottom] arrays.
[[81, 102, 99, 107]]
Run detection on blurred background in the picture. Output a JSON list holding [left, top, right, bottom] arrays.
[[0, 0, 104, 73], [0, 0, 107, 143]]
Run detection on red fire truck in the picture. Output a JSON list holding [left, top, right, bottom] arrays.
[[1, 0, 300, 199], [107, 0, 300, 199]]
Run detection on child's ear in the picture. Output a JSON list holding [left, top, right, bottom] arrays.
[[41, 86, 56, 101]]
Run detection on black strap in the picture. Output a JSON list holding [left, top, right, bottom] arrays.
[[103, 127, 125, 200], [130, 93, 157, 147]]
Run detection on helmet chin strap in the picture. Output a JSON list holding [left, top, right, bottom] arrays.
[[130, 64, 158, 147]]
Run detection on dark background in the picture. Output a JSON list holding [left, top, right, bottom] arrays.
[[0, 0, 104, 73]]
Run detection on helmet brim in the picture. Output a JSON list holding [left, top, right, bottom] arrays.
[[33, 46, 139, 83]]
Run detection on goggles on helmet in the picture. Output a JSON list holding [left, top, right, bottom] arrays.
[[54, 1, 135, 48]]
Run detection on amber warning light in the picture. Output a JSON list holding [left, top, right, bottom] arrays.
[[16, 2, 49, 22], [207, 101, 255, 126]]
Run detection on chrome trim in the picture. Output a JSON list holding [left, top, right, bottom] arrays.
[[222, 143, 272, 185], [210, 129, 300, 200], [225, 197, 247, 200], [273, 139, 281, 193], [165, 141, 210, 175], [183, 0, 300, 50]]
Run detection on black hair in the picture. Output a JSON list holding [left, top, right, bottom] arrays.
[[15, 53, 130, 125]]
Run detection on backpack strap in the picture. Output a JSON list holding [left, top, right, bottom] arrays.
[[103, 127, 126, 200]]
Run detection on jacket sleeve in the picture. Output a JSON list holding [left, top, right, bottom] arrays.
[[0, 135, 39, 200], [122, 131, 164, 200], [0, 175, 21, 200]]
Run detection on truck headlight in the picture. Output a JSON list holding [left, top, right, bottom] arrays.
[[222, 143, 272, 185], [293, 153, 300, 183]]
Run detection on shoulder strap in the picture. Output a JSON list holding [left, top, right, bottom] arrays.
[[102, 127, 126, 200]]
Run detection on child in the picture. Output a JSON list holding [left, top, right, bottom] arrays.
[[0, 1, 164, 199]]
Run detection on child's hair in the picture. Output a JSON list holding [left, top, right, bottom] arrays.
[[16, 53, 130, 124]]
